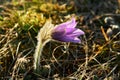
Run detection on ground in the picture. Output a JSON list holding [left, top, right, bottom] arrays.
[[0, 0, 120, 80]]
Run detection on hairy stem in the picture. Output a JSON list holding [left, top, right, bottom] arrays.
[[34, 36, 51, 72], [34, 38, 43, 71], [33, 19, 54, 73]]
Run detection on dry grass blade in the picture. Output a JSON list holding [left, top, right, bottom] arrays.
[[101, 26, 109, 41]]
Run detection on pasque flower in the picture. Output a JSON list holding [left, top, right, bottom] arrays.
[[51, 18, 84, 43], [34, 18, 84, 73]]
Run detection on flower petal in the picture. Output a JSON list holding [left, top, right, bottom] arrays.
[[73, 37, 81, 43], [52, 34, 81, 43], [65, 29, 84, 38], [54, 18, 77, 31], [65, 28, 77, 34], [52, 29, 65, 38], [73, 29, 85, 35]]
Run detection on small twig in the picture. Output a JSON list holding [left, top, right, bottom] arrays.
[[101, 26, 109, 41], [52, 45, 65, 66]]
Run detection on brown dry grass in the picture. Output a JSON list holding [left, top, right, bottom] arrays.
[[0, 0, 120, 80]]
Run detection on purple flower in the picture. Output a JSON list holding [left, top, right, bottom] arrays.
[[51, 18, 84, 43]]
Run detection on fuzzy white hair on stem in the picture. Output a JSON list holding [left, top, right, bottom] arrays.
[[34, 19, 54, 72]]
